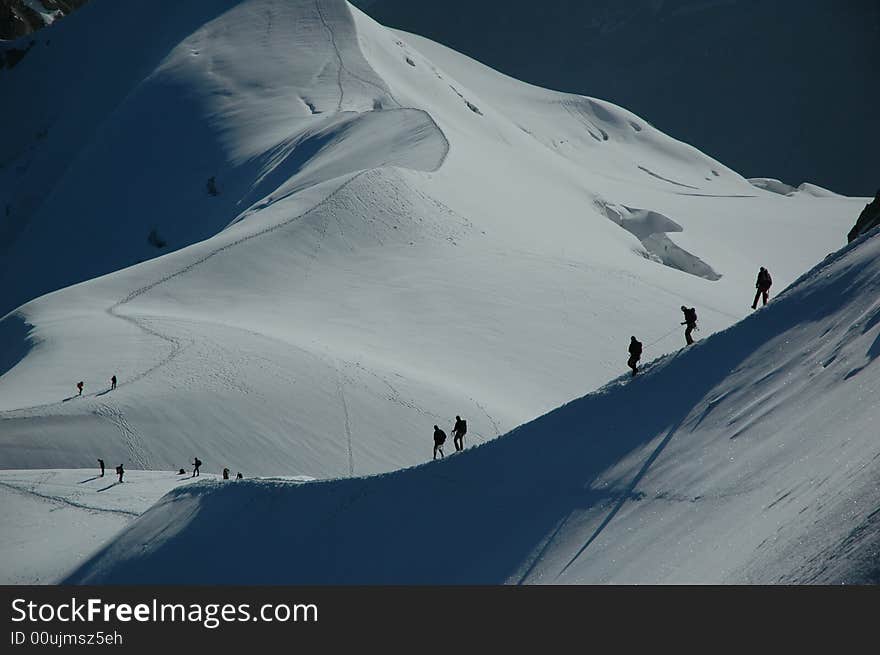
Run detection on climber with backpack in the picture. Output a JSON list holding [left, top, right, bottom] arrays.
[[681, 305, 698, 346], [452, 415, 467, 452], [628, 336, 643, 377], [752, 267, 772, 309], [433, 425, 447, 460]]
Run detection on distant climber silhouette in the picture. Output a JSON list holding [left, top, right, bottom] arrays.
[[681, 306, 698, 345], [628, 336, 643, 377], [76, 381, 84, 396], [222, 467, 229, 480], [433, 425, 447, 460], [236, 472, 243, 480], [752, 267, 772, 309], [452, 415, 467, 452], [110, 374, 117, 390], [98, 458, 104, 477], [192, 457, 201, 477], [115, 464, 124, 483]]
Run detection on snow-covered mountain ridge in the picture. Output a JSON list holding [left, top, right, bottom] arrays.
[[0, 0, 865, 486], [0, 0, 874, 585], [67, 226, 880, 584]]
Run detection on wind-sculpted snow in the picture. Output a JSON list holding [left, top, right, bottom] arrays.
[[67, 232, 880, 584], [748, 178, 798, 196], [748, 178, 843, 199], [597, 201, 721, 280], [230, 108, 448, 226], [0, 313, 32, 379], [354, 0, 878, 198], [0, 0, 446, 316]]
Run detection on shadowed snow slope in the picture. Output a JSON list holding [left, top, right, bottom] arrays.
[[0, 0, 867, 484], [0, 0, 446, 316], [66, 230, 880, 584], [0, 469, 228, 584]]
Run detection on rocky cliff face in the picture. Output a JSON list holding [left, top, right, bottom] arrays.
[[847, 191, 880, 243], [0, 0, 88, 41]]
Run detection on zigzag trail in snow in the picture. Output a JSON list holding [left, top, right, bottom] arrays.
[[1, 4, 450, 420], [0, 0, 865, 495], [104, 175, 371, 387], [0, 172, 366, 419], [0, 480, 139, 517], [82, 0, 450, 410], [64, 229, 880, 584], [93, 402, 151, 470], [1, 108, 450, 419], [315, 0, 401, 110]]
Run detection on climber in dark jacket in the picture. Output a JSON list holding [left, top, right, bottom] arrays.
[[433, 425, 447, 460], [752, 267, 772, 309], [681, 306, 698, 346], [628, 336, 643, 377], [452, 416, 467, 452]]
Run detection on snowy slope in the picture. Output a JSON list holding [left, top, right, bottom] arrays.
[[0, 0, 447, 317], [0, 0, 865, 486], [66, 229, 880, 584], [0, 468, 228, 584], [353, 0, 880, 197]]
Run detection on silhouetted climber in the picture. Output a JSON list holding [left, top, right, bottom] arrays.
[[452, 415, 467, 452], [178, 468, 186, 475], [192, 457, 202, 477], [628, 336, 643, 377], [222, 467, 229, 480], [236, 472, 243, 480], [76, 381, 84, 396], [97, 458, 104, 477], [115, 464, 124, 483], [433, 425, 447, 460], [110, 375, 117, 390], [681, 305, 698, 345], [752, 267, 772, 309]]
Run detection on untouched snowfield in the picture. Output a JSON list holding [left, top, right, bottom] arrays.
[[66, 229, 880, 584], [0, 0, 873, 583]]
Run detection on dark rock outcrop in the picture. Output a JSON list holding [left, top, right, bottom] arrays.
[[0, 0, 89, 41], [847, 190, 880, 243]]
